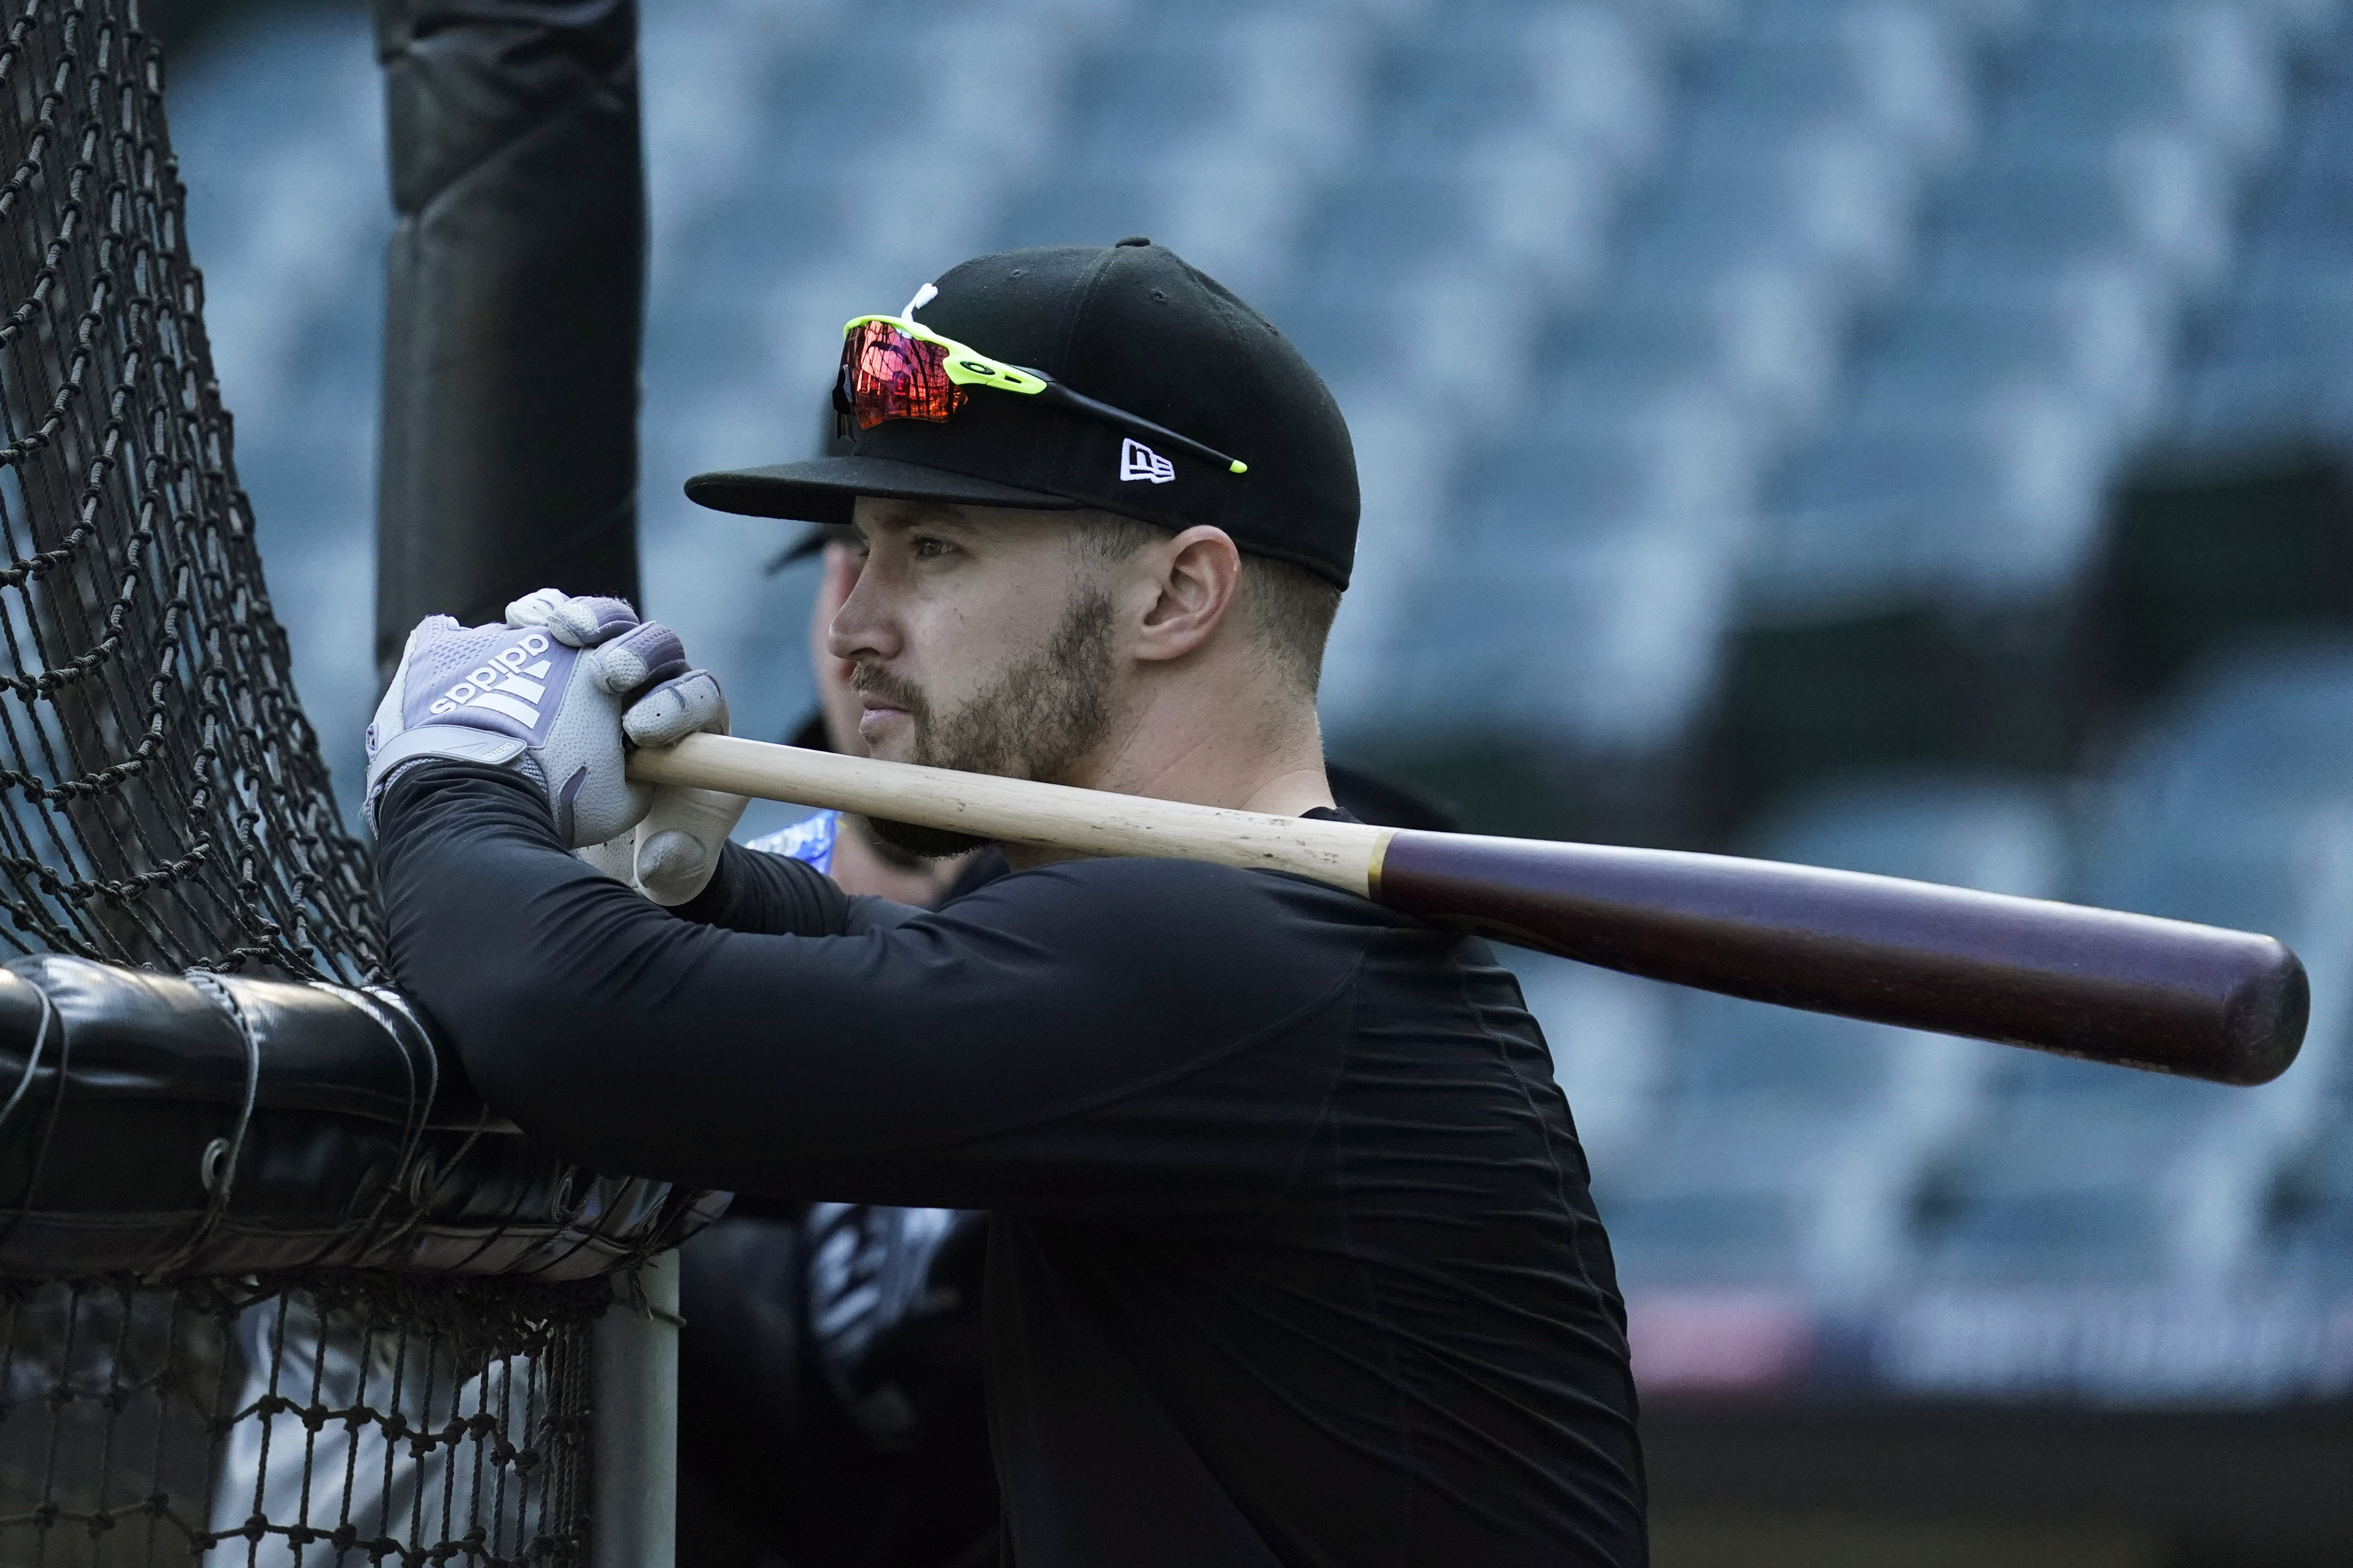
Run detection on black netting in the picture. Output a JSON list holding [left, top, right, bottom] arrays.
[[0, 6, 673, 1564], [0, 0, 378, 984], [0, 1273, 602, 1566]]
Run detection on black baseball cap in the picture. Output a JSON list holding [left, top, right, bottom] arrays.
[[685, 239, 1361, 588]]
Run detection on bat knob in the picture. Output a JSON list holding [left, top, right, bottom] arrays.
[[2217, 938, 2309, 1087]]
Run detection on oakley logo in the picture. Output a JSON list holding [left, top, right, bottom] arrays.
[[1120, 438, 1176, 484]]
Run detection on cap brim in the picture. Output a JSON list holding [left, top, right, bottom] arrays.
[[685, 455, 1081, 524]]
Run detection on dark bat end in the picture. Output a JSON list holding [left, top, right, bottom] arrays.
[[2215, 939, 2308, 1087], [1375, 829, 2315, 1087]]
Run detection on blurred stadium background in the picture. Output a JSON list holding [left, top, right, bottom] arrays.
[[160, 0, 2353, 1561]]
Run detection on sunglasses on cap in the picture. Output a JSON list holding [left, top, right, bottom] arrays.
[[834, 314, 1249, 477]]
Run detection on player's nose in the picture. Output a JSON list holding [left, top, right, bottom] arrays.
[[824, 564, 897, 663]]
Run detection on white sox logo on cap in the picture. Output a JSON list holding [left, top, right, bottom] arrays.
[[1119, 437, 1175, 484]]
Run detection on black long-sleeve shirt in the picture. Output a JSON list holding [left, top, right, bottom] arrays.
[[378, 763, 1647, 1567]]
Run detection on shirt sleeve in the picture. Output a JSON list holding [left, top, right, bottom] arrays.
[[375, 762, 1368, 1216], [668, 839, 850, 935], [669, 839, 917, 937]]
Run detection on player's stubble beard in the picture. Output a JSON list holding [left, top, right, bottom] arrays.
[[850, 584, 1118, 858]]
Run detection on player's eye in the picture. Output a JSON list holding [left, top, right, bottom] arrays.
[[909, 534, 956, 560]]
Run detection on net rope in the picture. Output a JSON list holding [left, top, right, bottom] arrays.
[[0, 0, 378, 985], [0, 1274, 602, 1566], [0, 5, 618, 1562]]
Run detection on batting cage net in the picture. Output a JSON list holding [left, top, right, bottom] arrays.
[[0, 0, 374, 985], [0, 1273, 604, 1566], [0, 4, 711, 1562]]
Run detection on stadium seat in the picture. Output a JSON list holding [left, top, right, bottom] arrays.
[[1598, 1110, 1876, 1290], [1924, 150, 2235, 293], [1293, 161, 1618, 298], [1356, 5, 1665, 178], [2268, 1118, 2353, 1283], [2171, 73, 2353, 439], [1618, 133, 1926, 305], [1918, 1046, 2279, 1285], [2097, 639, 2353, 816], [1379, 532, 1740, 748], [1994, 3, 2286, 166], [1980, 651, 2353, 1285], [2176, 352, 2353, 443], [996, 159, 1316, 303], [2081, 651, 2353, 1093], [1268, 268, 1530, 411], [2247, 0, 2351, 43], [1534, 274, 1846, 430], [1508, 956, 1674, 1170], [1056, 11, 1373, 179], [1690, 0, 1974, 165], [1844, 265, 2176, 433], [1752, 399, 2117, 605], [1457, 418, 1761, 545], [1597, 778, 2063, 1298]]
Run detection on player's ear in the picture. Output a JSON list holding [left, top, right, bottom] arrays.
[[1132, 525, 1243, 665]]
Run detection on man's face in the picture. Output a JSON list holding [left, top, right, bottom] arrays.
[[828, 499, 1123, 847]]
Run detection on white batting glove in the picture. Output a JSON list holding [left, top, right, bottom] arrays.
[[614, 685, 748, 907], [506, 591, 748, 905], [364, 590, 729, 856]]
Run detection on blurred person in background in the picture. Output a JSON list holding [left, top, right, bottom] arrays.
[[675, 520, 999, 1568]]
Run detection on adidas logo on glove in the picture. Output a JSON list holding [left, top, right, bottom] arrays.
[[428, 633, 557, 727]]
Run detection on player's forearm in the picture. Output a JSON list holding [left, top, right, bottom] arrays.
[[375, 762, 754, 1166], [369, 761, 1043, 1197]]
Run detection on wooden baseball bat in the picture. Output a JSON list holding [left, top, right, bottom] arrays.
[[628, 734, 2307, 1087]]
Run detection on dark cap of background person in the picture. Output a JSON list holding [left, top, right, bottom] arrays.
[[763, 521, 854, 575], [685, 239, 1361, 589]]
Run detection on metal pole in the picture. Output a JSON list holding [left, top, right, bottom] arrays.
[[590, 1250, 679, 1568]]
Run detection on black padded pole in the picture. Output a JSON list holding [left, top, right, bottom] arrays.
[[373, 0, 644, 682]]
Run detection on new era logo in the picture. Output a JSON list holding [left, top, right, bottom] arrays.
[[1120, 438, 1176, 484]]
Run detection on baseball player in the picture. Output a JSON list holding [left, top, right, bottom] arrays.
[[686, 520, 1482, 1566], [368, 240, 1646, 1566]]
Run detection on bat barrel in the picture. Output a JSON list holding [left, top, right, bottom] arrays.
[[1374, 830, 2308, 1087]]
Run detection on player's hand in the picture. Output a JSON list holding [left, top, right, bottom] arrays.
[[363, 591, 719, 854], [612, 662, 749, 907], [506, 590, 748, 904]]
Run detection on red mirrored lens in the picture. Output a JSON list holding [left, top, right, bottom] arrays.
[[839, 321, 966, 429]]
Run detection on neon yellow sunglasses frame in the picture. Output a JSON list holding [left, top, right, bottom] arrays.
[[840, 313, 1249, 476]]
